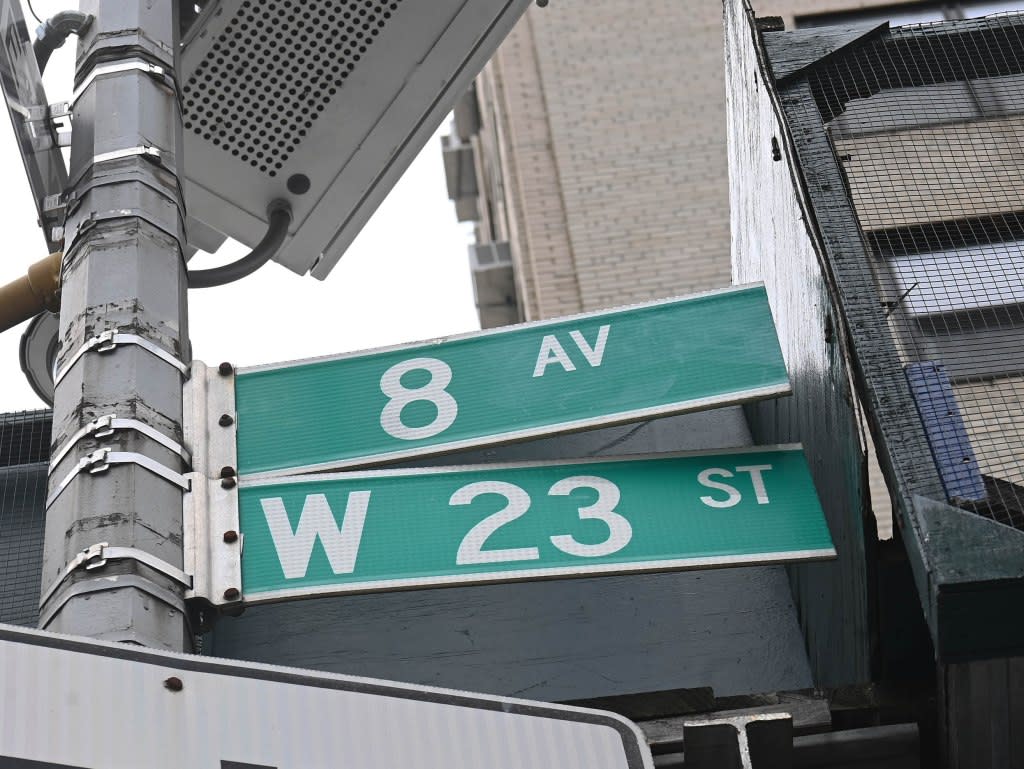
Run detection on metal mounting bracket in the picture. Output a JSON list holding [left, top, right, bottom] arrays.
[[49, 413, 192, 472], [39, 542, 193, 610], [53, 330, 189, 387], [21, 102, 70, 150], [46, 447, 191, 509], [37, 574, 187, 631], [184, 472, 243, 608], [42, 191, 68, 245], [45, 101, 73, 147], [183, 361, 243, 608]]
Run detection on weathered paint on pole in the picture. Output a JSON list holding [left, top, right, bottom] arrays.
[[40, 0, 191, 650]]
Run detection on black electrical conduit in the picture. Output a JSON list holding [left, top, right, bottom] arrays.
[[187, 201, 293, 289], [36, 13, 293, 290], [34, 11, 91, 73]]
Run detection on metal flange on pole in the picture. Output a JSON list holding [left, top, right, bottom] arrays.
[[39, 1, 192, 651]]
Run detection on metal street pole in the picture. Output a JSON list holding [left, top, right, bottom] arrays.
[[38, 0, 191, 651]]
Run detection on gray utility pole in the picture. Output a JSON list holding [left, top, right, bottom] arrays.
[[39, 0, 191, 651]]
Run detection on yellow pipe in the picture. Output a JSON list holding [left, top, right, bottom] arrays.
[[0, 252, 62, 333]]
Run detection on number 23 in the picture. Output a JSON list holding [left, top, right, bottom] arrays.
[[450, 476, 633, 565]]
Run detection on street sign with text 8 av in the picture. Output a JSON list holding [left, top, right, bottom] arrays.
[[227, 284, 790, 478]]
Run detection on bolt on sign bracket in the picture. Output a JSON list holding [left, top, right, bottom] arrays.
[[183, 361, 243, 610]]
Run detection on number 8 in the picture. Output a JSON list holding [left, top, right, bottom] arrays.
[[380, 357, 458, 440]]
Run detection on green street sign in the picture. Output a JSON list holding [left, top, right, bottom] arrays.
[[235, 446, 834, 605], [233, 284, 790, 478]]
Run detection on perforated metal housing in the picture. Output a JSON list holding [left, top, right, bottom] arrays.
[[181, 0, 532, 278]]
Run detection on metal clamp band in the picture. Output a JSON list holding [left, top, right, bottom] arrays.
[[38, 574, 188, 631], [67, 206, 185, 248], [50, 414, 191, 471], [93, 145, 164, 166], [72, 60, 171, 106], [53, 330, 189, 387], [64, 164, 185, 219], [39, 542, 193, 610], [47, 448, 191, 509]]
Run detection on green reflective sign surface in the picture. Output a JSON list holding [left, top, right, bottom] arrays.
[[235, 285, 790, 477], [238, 446, 834, 604]]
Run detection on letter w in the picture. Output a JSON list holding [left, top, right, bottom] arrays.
[[261, 492, 371, 579]]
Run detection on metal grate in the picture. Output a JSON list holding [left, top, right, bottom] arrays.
[[809, 12, 1024, 529], [183, 0, 403, 176], [0, 410, 52, 627]]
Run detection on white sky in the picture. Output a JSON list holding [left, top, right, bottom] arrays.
[[0, 0, 479, 412]]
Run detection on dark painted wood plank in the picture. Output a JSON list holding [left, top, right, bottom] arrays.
[[1010, 658, 1024, 763], [771, 79, 944, 503], [987, 660, 1012, 769], [793, 724, 919, 768], [940, 655, 1024, 768], [209, 566, 813, 703], [639, 697, 830, 752], [725, 0, 872, 688], [763, 23, 888, 83], [913, 497, 1024, 660], [806, 15, 1024, 122], [565, 687, 715, 721]]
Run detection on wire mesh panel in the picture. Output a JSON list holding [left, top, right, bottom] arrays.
[[0, 411, 51, 626], [808, 13, 1024, 529]]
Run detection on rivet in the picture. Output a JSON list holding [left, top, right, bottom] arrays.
[[221, 476, 237, 490], [218, 413, 235, 427], [163, 676, 183, 692], [218, 362, 234, 376], [220, 466, 237, 479], [223, 530, 239, 544], [224, 587, 241, 601]]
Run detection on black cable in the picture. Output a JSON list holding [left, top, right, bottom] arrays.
[[25, 0, 43, 25], [188, 201, 293, 289], [33, 10, 90, 74]]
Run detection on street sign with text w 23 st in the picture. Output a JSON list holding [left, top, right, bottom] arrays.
[[232, 284, 790, 478], [235, 446, 834, 606]]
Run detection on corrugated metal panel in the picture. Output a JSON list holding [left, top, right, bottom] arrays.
[[0, 624, 652, 769]]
